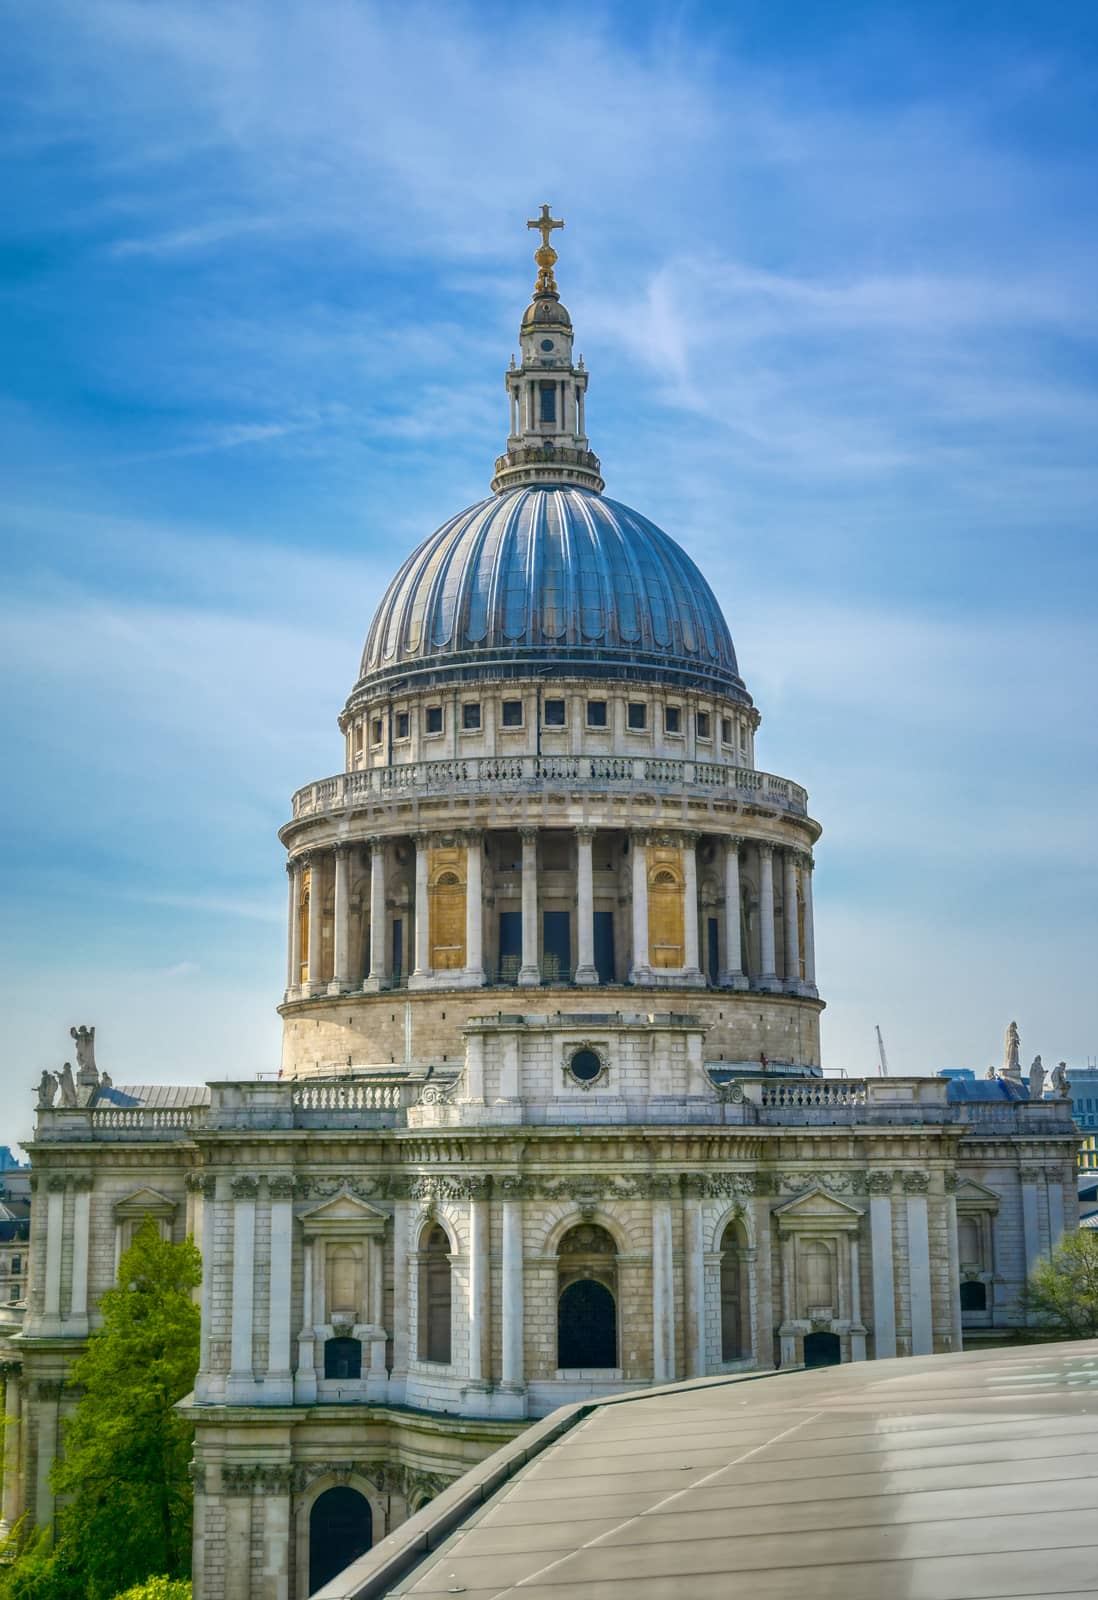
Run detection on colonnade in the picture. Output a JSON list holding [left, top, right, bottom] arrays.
[[285, 829, 816, 1000]]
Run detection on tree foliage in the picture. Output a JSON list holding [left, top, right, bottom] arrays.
[[108, 1580, 192, 1600], [1022, 1228, 1098, 1339], [2, 1218, 200, 1600]]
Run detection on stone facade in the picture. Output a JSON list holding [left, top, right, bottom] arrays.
[[0, 217, 1083, 1598]]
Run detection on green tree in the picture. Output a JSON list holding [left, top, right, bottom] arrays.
[[2, 1218, 200, 1600], [109, 1580, 192, 1600], [1022, 1228, 1098, 1338]]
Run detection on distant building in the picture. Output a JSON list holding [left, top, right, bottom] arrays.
[[937, 1068, 976, 1082], [1064, 1067, 1098, 1133]]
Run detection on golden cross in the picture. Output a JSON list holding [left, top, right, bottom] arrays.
[[526, 204, 564, 251]]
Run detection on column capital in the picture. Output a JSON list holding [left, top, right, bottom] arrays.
[[680, 829, 701, 848], [461, 827, 484, 847], [725, 834, 744, 851], [518, 824, 538, 843], [630, 827, 650, 847], [285, 855, 300, 876], [367, 833, 385, 856], [333, 839, 353, 859], [756, 841, 773, 860], [413, 829, 431, 850], [574, 824, 597, 843]]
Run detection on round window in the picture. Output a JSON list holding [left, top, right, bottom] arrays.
[[569, 1048, 602, 1083], [540, 338, 554, 352]]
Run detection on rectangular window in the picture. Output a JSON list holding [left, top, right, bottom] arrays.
[[10, 1257, 20, 1274], [371, 719, 383, 745], [355, 723, 364, 751], [586, 700, 608, 728], [426, 706, 443, 735], [395, 711, 410, 740], [664, 705, 681, 734], [462, 702, 481, 731], [721, 716, 732, 744], [501, 699, 524, 727], [539, 383, 556, 423], [544, 698, 566, 727], [627, 701, 647, 731], [696, 711, 711, 739]]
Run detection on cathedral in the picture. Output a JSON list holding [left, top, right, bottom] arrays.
[[0, 213, 1080, 1600]]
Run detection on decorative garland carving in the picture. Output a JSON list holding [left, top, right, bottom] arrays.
[[901, 1172, 931, 1194], [866, 1171, 895, 1195], [229, 1176, 260, 1199], [268, 1176, 296, 1199], [944, 1172, 960, 1193]]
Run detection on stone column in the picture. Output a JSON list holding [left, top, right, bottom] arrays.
[[195, 1178, 217, 1403], [629, 831, 652, 984], [682, 832, 703, 983], [757, 844, 779, 991], [68, 1175, 92, 1335], [41, 1179, 65, 1336], [286, 856, 301, 998], [364, 837, 388, 991], [1048, 1171, 1066, 1251], [463, 1183, 491, 1410], [574, 826, 598, 985], [719, 836, 747, 988], [869, 1184, 897, 1359], [651, 1189, 675, 1383], [848, 1234, 867, 1361], [295, 1238, 317, 1404], [305, 851, 324, 995], [1021, 1167, 1042, 1322], [389, 1204, 409, 1405], [266, 1178, 294, 1403], [783, 849, 801, 993], [223, 1480, 253, 1600], [0, 1365, 22, 1539], [464, 831, 486, 984], [500, 1187, 526, 1417], [518, 826, 540, 986], [411, 832, 431, 983], [682, 1179, 706, 1379], [906, 1188, 934, 1355], [227, 1177, 257, 1402], [329, 842, 352, 995], [34, 1380, 62, 1527], [802, 855, 817, 991], [945, 1182, 964, 1355], [778, 1233, 797, 1366]]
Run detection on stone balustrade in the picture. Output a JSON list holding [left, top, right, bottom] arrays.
[[289, 755, 808, 823], [33, 1105, 208, 1141]]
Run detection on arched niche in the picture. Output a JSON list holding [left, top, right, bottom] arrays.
[[306, 1484, 373, 1595], [417, 1221, 453, 1364], [556, 1222, 618, 1370]]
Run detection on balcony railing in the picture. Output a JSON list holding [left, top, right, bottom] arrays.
[[290, 756, 808, 823]]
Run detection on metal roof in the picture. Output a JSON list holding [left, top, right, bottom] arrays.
[[322, 1341, 1098, 1600], [91, 1084, 210, 1109], [353, 487, 748, 699]]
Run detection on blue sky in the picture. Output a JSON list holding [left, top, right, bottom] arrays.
[[2, 1, 1096, 1132]]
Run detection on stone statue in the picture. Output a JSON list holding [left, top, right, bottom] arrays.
[[1003, 1020, 1022, 1079], [1028, 1055, 1045, 1101], [71, 1024, 97, 1082], [57, 1062, 77, 1108], [36, 1070, 58, 1108], [99, 1071, 113, 1089], [1052, 1060, 1071, 1097], [985, 1064, 997, 1080]]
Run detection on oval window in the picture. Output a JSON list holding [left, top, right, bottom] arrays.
[[569, 1048, 602, 1083]]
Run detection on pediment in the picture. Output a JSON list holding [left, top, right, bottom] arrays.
[[773, 1185, 864, 1229], [300, 1190, 388, 1236], [114, 1186, 178, 1219], [955, 1177, 1001, 1211]]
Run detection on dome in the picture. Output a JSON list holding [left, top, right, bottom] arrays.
[[521, 296, 572, 330], [352, 486, 749, 703]]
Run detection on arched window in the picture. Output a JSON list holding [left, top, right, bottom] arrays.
[[418, 1224, 452, 1364], [324, 1336, 362, 1380], [719, 1220, 750, 1361], [308, 1486, 372, 1595], [557, 1223, 618, 1369]]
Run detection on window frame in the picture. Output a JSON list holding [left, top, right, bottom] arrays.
[[461, 702, 482, 733]]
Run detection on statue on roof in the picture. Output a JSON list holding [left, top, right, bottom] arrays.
[[1028, 1055, 1045, 1101], [57, 1062, 77, 1107], [71, 1024, 98, 1083], [1003, 1020, 1022, 1079], [1051, 1060, 1071, 1097], [36, 1070, 57, 1109], [985, 1064, 997, 1079]]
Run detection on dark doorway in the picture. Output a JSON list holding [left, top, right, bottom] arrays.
[[803, 1330, 841, 1368], [542, 910, 571, 982], [557, 1279, 617, 1368], [498, 910, 522, 983], [707, 917, 719, 985], [309, 1486, 372, 1595], [960, 1280, 987, 1311], [594, 911, 615, 984], [391, 917, 403, 983], [324, 1336, 362, 1380]]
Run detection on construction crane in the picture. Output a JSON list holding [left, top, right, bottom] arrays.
[[875, 1025, 890, 1078]]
